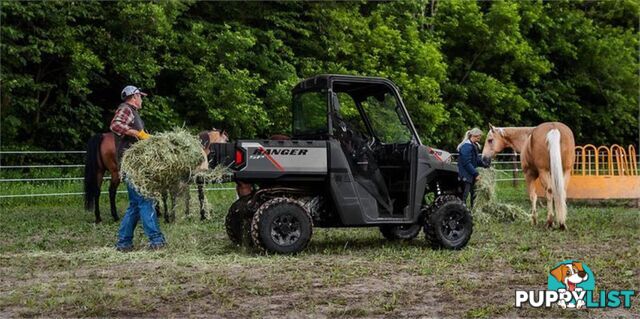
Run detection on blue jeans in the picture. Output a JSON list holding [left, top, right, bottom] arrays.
[[462, 181, 476, 208], [116, 181, 166, 248]]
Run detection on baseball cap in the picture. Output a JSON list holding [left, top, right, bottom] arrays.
[[121, 85, 148, 100]]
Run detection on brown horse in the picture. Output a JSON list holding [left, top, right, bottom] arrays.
[[481, 122, 575, 230], [83, 129, 228, 223]]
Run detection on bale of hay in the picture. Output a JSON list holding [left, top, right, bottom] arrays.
[[121, 128, 210, 200], [473, 168, 529, 223]]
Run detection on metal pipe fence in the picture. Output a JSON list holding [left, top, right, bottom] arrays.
[[0, 150, 237, 198], [0, 151, 87, 154], [1, 150, 638, 199], [0, 187, 237, 199], [1, 164, 85, 169], [0, 177, 97, 182]]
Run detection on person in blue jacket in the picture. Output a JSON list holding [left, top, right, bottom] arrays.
[[457, 128, 488, 208]]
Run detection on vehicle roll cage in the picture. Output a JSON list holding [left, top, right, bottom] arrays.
[[292, 74, 422, 145]]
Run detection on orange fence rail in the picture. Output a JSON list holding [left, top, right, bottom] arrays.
[[573, 144, 638, 177], [537, 145, 640, 200]]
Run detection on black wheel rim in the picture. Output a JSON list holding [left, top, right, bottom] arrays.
[[440, 209, 467, 243], [271, 213, 301, 246]]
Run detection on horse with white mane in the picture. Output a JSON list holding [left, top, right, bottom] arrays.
[[481, 122, 575, 230]]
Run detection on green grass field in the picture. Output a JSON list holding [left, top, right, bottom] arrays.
[[1, 180, 638, 318]]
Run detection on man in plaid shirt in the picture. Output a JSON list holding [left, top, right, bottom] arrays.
[[110, 104, 147, 139], [110, 86, 151, 163], [112, 85, 166, 252]]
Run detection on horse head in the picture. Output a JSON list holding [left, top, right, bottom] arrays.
[[198, 128, 230, 158], [210, 128, 229, 144], [481, 124, 509, 166]]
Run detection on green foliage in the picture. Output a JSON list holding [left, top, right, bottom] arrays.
[[1, 1, 637, 151], [529, 2, 639, 145]]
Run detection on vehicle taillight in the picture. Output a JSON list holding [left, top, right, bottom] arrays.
[[234, 149, 244, 166]]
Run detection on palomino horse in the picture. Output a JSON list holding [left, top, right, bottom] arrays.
[[481, 122, 575, 230], [83, 129, 228, 223]]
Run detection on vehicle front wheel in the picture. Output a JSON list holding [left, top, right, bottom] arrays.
[[250, 197, 313, 254], [424, 195, 473, 250]]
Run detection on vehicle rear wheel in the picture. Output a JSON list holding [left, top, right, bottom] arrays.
[[379, 224, 421, 241], [225, 195, 253, 246], [251, 197, 313, 254], [424, 195, 473, 249]]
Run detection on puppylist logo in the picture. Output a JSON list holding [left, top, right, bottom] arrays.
[[515, 260, 635, 309]]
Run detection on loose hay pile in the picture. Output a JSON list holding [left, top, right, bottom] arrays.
[[473, 168, 529, 223], [192, 164, 232, 184], [121, 128, 229, 200]]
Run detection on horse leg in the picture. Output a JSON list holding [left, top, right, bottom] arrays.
[[198, 178, 206, 221], [155, 199, 162, 220], [95, 171, 104, 223], [525, 172, 538, 226], [161, 192, 169, 223], [538, 171, 554, 229], [170, 191, 177, 223], [109, 172, 120, 221], [155, 192, 163, 220], [184, 184, 191, 217]]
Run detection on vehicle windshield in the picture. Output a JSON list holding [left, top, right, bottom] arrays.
[[292, 90, 328, 137]]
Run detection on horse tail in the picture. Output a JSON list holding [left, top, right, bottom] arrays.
[[84, 133, 103, 211], [546, 129, 567, 226]]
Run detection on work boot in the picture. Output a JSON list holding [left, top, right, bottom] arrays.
[[116, 245, 134, 252], [147, 243, 166, 251]]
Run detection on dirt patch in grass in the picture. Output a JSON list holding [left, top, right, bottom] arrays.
[[1, 252, 445, 318], [4, 241, 636, 318], [1, 194, 638, 318]]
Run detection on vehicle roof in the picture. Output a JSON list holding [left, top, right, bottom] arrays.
[[292, 74, 398, 93]]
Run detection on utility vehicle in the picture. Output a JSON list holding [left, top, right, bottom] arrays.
[[209, 75, 472, 254]]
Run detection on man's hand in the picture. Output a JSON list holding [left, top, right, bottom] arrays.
[[475, 175, 481, 182], [136, 130, 151, 140]]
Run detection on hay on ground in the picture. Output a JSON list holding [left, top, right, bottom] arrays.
[[473, 168, 529, 223]]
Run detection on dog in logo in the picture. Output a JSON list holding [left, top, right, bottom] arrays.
[[550, 262, 589, 308]]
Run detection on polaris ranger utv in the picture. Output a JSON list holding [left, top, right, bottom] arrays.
[[209, 75, 472, 254]]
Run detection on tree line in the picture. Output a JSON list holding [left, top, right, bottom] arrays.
[[1, 0, 638, 152]]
